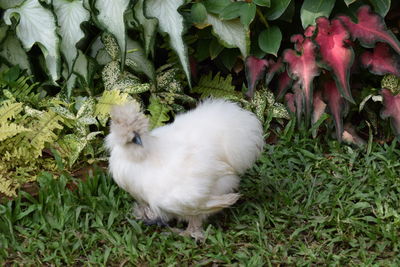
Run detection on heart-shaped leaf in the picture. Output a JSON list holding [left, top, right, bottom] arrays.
[[369, 0, 391, 17], [381, 88, 400, 135], [265, 0, 292, 20], [315, 17, 355, 103], [191, 2, 207, 24], [240, 3, 256, 29], [323, 78, 347, 142], [361, 42, 400, 76], [258, 25, 282, 56], [338, 6, 400, 54], [205, 13, 249, 57], [300, 0, 335, 29], [244, 56, 268, 98], [283, 37, 319, 124]]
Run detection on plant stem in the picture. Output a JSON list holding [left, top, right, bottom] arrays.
[[257, 8, 269, 28]]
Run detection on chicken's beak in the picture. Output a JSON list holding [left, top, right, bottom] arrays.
[[132, 132, 143, 146]]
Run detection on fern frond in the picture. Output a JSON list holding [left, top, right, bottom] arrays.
[[0, 173, 16, 197], [192, 72, 242, 100], [0, 122, 29, 141], [95, 89, 129, 126], [25, 110, 64, 157], [0, 101, 23, 124], [148, 96, 171, 129], [95, 89, 129, 117]]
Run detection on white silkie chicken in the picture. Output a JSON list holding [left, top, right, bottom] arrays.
[[106, 99, 264, 240]]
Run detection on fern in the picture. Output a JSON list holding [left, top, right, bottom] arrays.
[[95, 89, 129, 126], [0, 122, 29, 141], [0, 101, 23, 123], [192, 72, 242, 100], [25, 110, 64, 157], [148, 96, 171, 129]]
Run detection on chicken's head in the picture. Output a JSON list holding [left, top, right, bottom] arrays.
[[106, 101, 150, 160]]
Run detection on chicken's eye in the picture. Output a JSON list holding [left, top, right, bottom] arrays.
[[132, 132, 143, 146]]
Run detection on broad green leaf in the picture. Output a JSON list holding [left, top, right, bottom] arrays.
[[126, 37, 156, 81], [209, 38, 224, 59], [0, 33, 31, 74], [4, 0, 61, 82], [258, 25, 282, 56], [240, 3, 256, 29], [52, 0, 90, 74], [133, 0, 157, 57], [95, 0, 130, 67], [203, 0, 231, 14], [219, 2, 244, 20], [145, 0, 191, 84], [191, 2, 207, 24], [265, 0, 292, 20], [205, 13, 249, 57], [300, 0, 335, 29], [0, 0, 24, 9], [253, 0, 270, 7], [344, 0, 357, 6], [370, 0, 391, 17]]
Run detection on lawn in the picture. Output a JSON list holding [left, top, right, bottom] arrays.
[[1, 132, 400, 266]]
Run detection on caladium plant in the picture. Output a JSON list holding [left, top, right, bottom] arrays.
[[245, 4, 400, 141]]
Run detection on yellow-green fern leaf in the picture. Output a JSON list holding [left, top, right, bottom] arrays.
[[0, 122, 29, 141], [25, 110, 64, 157], [95, 89, 129, 126], [192, 72, 242, 100], [148, 96, 171, 129], [0, 101, 23, 123]]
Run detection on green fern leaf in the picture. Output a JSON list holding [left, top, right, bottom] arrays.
[[148, 96, 171, 129], [0, 122, 29, 141], [192, 72, 242, 100], [25, 110, 64, 157], [95, 89, 129, 126], [0, 101, 23, 123]]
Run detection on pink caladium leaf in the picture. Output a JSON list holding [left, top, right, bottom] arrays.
[[361, 43, 400, 76], [245, 56, 268, 98], [276, 70, 292, 100], [315, 17, 355, 103], [312, 90, 327, 126], [283, 37, 319, 124], [381, 89, 400, 135], [265, 58, 284, 86], [323, 78, 347, 142], [285, 93, 296, 114], [338, 6, 400, 54]]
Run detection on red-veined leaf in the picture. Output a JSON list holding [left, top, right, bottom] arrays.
[[381, 88, 400, 135], [312, 90, 326, 126], [315, 17, 355, 103], [361, 43, 400, 76], [338, 6, 400, 54], [285, 93, 296, 114], [283, 37, 319, 124], [245, 56, 268, 98], [265, 58, 284, 85], [323, 78, 347, 142], [276, 70, 292, 100]]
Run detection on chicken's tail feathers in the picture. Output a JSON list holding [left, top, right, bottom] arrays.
[[203, 193, 241, 212]]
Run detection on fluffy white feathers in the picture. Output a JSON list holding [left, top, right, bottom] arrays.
[[106, 99, 264, 238]]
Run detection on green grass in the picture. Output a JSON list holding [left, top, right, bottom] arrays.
[[1, 134, 400, 266]]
